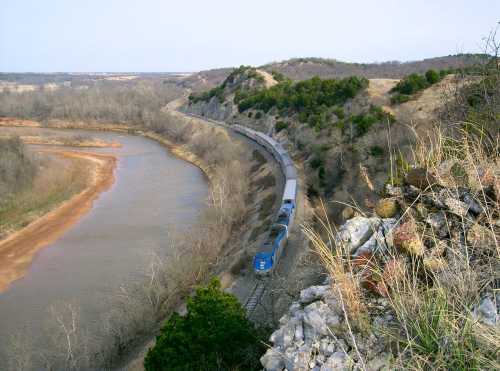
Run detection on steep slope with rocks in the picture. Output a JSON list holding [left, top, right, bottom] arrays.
[[261, 141, 500, 371]]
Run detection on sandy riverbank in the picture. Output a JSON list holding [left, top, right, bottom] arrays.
[[0, 149, 117, 293]]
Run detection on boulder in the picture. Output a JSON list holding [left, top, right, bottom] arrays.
[[354, 233, 378, 257], [300, 285, 330, 304], [385, 184, 403, 198], [261, 349, 285, 371], [475, 297, 498, 326], [319, 338, 336, 357], [303, 302, 331, 338], [336, 217, 381, 254], [375, 198, 399, 218], [425, 212, 448, 238], [295, 344, 312, 371]]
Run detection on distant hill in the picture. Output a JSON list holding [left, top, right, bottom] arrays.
[[261, 54, 488, 80]]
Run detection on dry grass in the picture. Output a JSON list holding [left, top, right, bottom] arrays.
[[0, 153, 90, 239], [302, 123, 499, 370], [302, 202, 368, 330]]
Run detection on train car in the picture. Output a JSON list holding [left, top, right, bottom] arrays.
[[253, 223, 288, 275], [185, 113, 299, 276]]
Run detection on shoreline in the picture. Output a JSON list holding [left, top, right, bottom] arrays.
[[0, 149, 117, 293], [0, 118, 215, 295]]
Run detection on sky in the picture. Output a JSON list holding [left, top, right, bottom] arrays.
[[1, 0, 499, 72]]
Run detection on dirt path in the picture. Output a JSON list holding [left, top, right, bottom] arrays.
[[0, 150, 117, 293]]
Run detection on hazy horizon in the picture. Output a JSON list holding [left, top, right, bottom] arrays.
[[1, 0, 499, 73]]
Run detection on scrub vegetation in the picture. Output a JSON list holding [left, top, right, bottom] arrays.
[[390, 68, 453, 103], [236, 75, 368, 130], [302, 41, 499, 370], [144, 278, 265, 371]]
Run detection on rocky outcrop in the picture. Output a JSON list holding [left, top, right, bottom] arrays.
[[260, 283, 393, 371], [181, 96, 235, 122], [262, 167, 499, 370]]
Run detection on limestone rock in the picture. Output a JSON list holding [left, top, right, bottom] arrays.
[[295, 344, 312, 371], [321, 351, 348, 370], [375, 198, 399, 218], [385, 184, 403, 197], [300, 285, 330, 304], [444, 197, 469, 217], [425, 212, 448, 238], [336, 217, 381, 254], [474, 297, 498, 326], [261, 349, 284, 371], [303, 302, 333, 339]]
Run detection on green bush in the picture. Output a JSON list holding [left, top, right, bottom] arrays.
[[237, 76, 368, 127], [255, 111, 263, 119], [310, 156, 324, 169], [391, 93, 411, 104], [425, 69, 440, 84], [144, 278, 265, 371], [391, 73, 429, 95], [391, 68, 452, 104], [270, 70, 286, 82], [350, 113, 377, 136], [275, 121, 288, 132]]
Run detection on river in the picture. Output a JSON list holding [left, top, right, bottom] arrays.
[[0, 127, 208, 363]]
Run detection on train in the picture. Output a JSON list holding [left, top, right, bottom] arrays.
[[231, 125, 298, 276], [182, 113, 298, 276]]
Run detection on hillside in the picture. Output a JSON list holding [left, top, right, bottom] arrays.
[[262, 54, 488, 80], [182, 56, 499, 371], [182, 58, 498, 223]]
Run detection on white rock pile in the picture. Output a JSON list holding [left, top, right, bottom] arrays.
[[260, 284, 392, 371]]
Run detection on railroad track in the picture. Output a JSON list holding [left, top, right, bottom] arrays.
[[244, 281, 267, 315], [180, 111, 296, 319]]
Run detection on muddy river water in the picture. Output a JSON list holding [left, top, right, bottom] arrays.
[[0, 127, 208, 359]]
